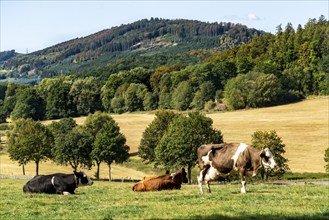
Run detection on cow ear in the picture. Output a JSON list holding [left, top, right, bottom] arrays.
[[211, 147, 216, 155]]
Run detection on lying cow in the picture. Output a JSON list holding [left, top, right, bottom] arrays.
[[132, 168, 188, 192], [23, 171, 93, 195], [197, 143, 278, 194]]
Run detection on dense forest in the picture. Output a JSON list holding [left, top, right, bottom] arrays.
[[0, 16, 328, 122], [0, 18, 263, 82]]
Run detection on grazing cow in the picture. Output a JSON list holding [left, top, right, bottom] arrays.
[[132, 168, 188, 192], [23, 171, 93, 195], [197, 143, 278, 194]]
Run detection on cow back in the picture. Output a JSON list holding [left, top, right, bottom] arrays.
[[23, 173, 76, 194], [132, 168, 187, 192], [23, 175, 57, 194], [197, 144, 225, 169]]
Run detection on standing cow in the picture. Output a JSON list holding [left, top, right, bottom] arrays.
[[132, 168, 188, 192], [23, 171, 93, 195], [197, 143, 278, 194]]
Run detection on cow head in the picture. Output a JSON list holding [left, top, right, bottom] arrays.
[[172, 168, 188, 184], [260, 148, 278, 170], [74, 171, 93, 187]]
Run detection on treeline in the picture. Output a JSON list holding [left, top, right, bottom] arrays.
[[0, 16, 328, 122]]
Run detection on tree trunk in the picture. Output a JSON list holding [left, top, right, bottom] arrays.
[[22, 162, 25, 176], [188, 165, 192, 184], [35, 160, 39, 176], [108, 164, 112, 181], [96, 161, 101, 179]]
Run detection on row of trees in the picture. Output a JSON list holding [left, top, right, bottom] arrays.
[[7, 112, 129, 180], [6, 110, 290, 181]]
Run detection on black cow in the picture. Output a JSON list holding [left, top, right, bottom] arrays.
[[23, 171, 93, 195]]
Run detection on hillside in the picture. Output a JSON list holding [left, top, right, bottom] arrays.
[[0, 18, 264, 83], [37, 97, 329, 173], [0, 97, 327, 179]]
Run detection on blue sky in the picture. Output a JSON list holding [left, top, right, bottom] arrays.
[[1, 0, 328, 53]]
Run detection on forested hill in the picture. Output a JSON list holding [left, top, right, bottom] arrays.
[[0, 18, 264, 81], [0, 16, 327, 122]]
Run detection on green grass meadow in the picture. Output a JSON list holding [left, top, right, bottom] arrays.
[[1, 179, 328, 220]]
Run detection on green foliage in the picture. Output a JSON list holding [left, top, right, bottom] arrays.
[[0, 100, 7, 123], [251, 130, 289, 179], [69, 77, 103, 115], [171, 81, 193, 110], [139, 110, 180, 162], [155, 111, 223, 182], [38, 77, 76, 119], [7, 118, 54, 175], [143, 92, 157, 111], [224, 72, 281, 110], [324, 148, 329, 173], [84, 111, 114, 137], [190, 81, 216, 110], [91, 121, 129, 180], [124, 83, 148, 112], [48, 117, 77, 138], [51, 126, 93, 171], [11, 87, 44, 120]]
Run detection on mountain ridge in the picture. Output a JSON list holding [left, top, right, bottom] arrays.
[[0, 18, 266, 83]]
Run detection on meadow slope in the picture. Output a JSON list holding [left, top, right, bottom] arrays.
[[110, 97, 328, 172], [0, 97, 328, 177]]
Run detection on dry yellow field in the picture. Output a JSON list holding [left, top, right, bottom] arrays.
[[208, 97, 328, 173], [110, 97, 328, 172], [0, 97, 328, 177]]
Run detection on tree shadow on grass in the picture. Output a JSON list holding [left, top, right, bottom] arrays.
[[189, 211, 329, 220]]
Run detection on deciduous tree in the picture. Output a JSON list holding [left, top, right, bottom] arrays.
[[91, 121, 129, 181], [52, 126, 93, 171], [139, 110, 180, 163], [7, 119, 54, 175], [155, 111, 223, 182]]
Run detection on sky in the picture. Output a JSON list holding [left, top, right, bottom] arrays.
[[1, 0, 328, 54]]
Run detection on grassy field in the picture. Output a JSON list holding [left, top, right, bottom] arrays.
[[0, 97, 328, 178], [0, 179, 328, 220]]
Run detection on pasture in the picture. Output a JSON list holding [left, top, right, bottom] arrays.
[[0, 179, 328, 219], [0, 97, 328, 179]]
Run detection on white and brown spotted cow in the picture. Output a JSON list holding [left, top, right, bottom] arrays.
[[197, 143, 278, 194]]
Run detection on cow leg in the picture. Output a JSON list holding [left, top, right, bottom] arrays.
[[205, 180, 211, 193], [197, 171, 204, 194], [52, 176, 66, 194], [240, 170, 247, 193]]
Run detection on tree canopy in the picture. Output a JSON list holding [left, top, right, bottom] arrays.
[[155, 111, 223, 182], [7, 119, 54, 175], [91, 121, 129, 181]]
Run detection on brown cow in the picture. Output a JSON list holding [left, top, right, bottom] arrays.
[[197, 143, 278, 194], [132, 168, 188, 192]]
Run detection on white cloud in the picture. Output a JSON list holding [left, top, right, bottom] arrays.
[[247, 13, 260, 21]]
